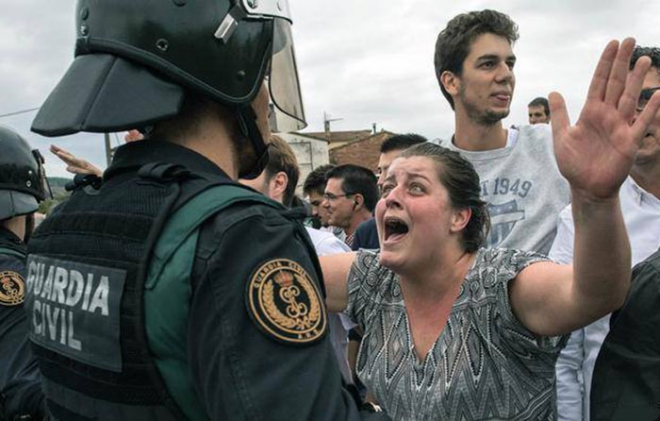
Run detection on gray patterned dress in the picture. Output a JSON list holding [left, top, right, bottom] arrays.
[[345, 248, 568, 420]]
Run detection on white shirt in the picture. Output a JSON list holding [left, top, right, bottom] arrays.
[[306, 227, 351, 256], [549, 176, 660, 421], [305, 227, 355, 384]]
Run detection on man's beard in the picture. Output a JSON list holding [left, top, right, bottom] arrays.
[[230, 130, 262, 179], [459, 85, 510, 126]]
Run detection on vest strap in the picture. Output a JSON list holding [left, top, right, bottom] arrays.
[[145, 184, 279, 420]]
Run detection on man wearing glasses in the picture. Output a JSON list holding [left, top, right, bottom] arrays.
[[551, 46, 660, 421], [322, 165, 379, 249]]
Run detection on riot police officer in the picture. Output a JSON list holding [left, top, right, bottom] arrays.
[[0, 126, 45, 420], [27, 0, 387, 420]]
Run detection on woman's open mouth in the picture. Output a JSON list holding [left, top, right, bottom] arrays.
[[383, 217, 409, 243]]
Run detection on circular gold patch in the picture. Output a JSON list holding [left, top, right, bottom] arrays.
[[0, 271, 25, 306], [247, 259, 327, 345]]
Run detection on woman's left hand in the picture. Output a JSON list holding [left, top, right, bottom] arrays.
[[550, 38, 660, 200]]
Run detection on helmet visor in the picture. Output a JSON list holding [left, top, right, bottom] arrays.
[[268, 18, 306, 132]]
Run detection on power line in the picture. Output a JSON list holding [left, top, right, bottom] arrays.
[[0, 107, 40, 119]]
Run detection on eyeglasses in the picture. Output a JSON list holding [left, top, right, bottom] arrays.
[[637, 87, 660, 112], [322, 192, 353, 201]]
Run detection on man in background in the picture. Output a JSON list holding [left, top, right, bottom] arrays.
[[322, 165, 378, 249], [435, 9, 570, 255], [528, 97, 551, 124], [303, 164, 347, 239]]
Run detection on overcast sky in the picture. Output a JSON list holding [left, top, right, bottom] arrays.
[[1, 0, 659, 178]]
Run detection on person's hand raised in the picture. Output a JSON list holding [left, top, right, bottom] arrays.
[[50, 144, 102, 177], [550, 38, 660, 200]]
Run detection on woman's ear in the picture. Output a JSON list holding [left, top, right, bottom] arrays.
[[450, 207, 472, 233]]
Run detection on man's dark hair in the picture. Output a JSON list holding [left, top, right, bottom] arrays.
[[528, 97, 550, 117], [326, 164, 379, 213], [303, 164, 335, 196], [434, 10, 519, 109], [380, 134, 428, 154], [263, 136, 299, 207], [630, 46, 660, 75]]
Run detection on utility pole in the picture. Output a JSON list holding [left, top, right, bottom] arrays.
[[104, 133, 113, 166], [323, 111, 343, 143]]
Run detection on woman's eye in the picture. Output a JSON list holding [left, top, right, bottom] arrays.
[[409, 184, 424, 194]]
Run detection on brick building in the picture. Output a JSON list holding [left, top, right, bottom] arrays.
[[279, 129, 398, 195], [327, 131, 396, 173]]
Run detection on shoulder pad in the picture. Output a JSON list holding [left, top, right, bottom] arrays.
[[0, 271, 25, 306], [246, 258, 327, 346]]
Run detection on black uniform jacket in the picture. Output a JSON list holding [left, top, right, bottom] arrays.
[[591, 248, 660, 421], [110, 141, 388, 421], [0, 226, 44, 420]]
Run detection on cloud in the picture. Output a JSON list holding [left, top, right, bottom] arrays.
[[1, 0, 659, 177]]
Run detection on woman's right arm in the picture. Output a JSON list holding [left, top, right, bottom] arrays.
[[320, 252, 357, 313]]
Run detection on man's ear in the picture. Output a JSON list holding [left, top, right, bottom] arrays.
[[450, 207, 472, 233], [270, 171, 288, 200], [440, 70, 460, 97], [353, 194, 364, 210]]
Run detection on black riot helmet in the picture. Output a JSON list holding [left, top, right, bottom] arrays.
[[0, 126, 47, 221], [31, 0, 306, 177]]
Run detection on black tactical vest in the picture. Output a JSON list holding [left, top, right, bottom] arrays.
[[25, 163, 213, 421]]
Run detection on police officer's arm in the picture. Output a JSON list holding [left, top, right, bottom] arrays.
[[319, 252, 356, 313], [0, 317, 44, 420], [0, 262, 44, 420], [188, 206, 383, 420]]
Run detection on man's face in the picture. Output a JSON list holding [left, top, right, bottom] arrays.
[[377, 150, 403, 190], [307, 190, 332, 227], [528, 105, 549, 124], [454, 33, 516, 125], [322, 177, 356, 230], [634, 67, 660, 168]]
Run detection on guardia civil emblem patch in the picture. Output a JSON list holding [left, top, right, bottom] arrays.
[[0, 271, 25, 306], [247, 259, 327, 345]]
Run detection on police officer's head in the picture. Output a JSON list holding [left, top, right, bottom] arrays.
[[0, 126, 47, 239], [31, 0, 306, 179]]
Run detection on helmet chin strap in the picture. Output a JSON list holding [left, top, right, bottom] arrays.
[[24, 213, 35, 244], [235, 104, 269, 180]]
